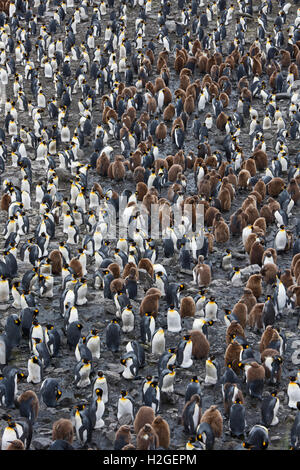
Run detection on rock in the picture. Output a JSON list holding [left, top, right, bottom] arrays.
[[55, 167, 72, 184], [138, 268, 153, 289], [31, 437, 52, 450], [118, 413, 133, 426], [240, 265, 261, 278], [164, 19, 176, 31], [104, 370, 122, 384], [104, 429, 115, 443], [160, 391, 179, 405]]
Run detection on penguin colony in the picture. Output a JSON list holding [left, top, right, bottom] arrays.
[[0, 0, 299, 453]]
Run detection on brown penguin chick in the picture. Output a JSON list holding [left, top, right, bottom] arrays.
[[249, 190, 263, 205], [198, 174, 212, 199], [110, 278, 125, 294], [6, 439, 25, 450], [280, 268, 293, 289], [219, 92, 229, 108], [259, 325, 281, 354], [289, 285, 300, 306], [230, 208, 248, 236], [280, 49, 291, 68], [48, 249, 63, 275], [114, 425, 132, 450], [200, 405, 223, 438], [239, 288, 257, 317], [123, 263, 139, 281], [259, 203, 274, 225], [0, 192, 11, 211], [267, 197, 281, 214], [262, 248, 278, 266], [232, 302, 248, 329], [111, 158, 126, 182], [108, 262, 121, 279], [96, 152, 110, 177], [216, 112, 228, 131], [244, 202, 260, 225], [130, 149, 142, 170], [134, 406, 155, 435], [227, 167, 238, 188], [154, 76, 166, 93], [267, 177, 285, 197], [244, 233, 259, 255], [135, 181, 148, 201], [294, 258, 300, 280], [146, 96, 158, 116], [260, 263, 279, 285], [52, 418, 74, 444], [136, 423, 159, 450], [204, 206, 220, 228], [246, 274, 262, 299], [163, 103, 175, 121], [17, 390, 39, 423], [69, 258, 83, 278], [145, 287, 161, 297], [287, 178, 300, 204], [183, 94, 195, 114], [155, 122, 167, 143], [237, 169, 251, 189], [139, 292, 161, 317], [248, 303, 264, 330], [253, 55, 263, 75], [152, 416, 170, 449], [291, 253, 300, 276], [213, 214, 230, 244], [245, 361, 265, 388], [180, 296, 196, 318], [261, 348, 283, 382], [252, 149, 268, 171], [225, 320, 245, 345], [138, 258, 154, 279], [133, 166, 146, 184], [142, 191, 158, 214], [218, 187, 232, 211], [253, 217, 266, 236], [253, 179, 266, 200], [193, 255, 211, 287], [189, 329, 210, 359], [168, 163, 184, 183], [224, 341, 244, 374], [249, 240, 265, 266]]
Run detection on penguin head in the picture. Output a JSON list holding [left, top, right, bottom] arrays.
[[95, 388, 103, 398]]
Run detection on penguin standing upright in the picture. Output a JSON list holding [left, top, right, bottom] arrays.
[[182, 394, 202, 434], [176, 335, 193, 368], [287, 376, 300, 409], [88, 388, 105, 429], [140, 313, 155, 345], [261, 391, 280, 427], [205, 356, 221, 385], [290, 402, 300, 450], [229, 397, 246, 437], [93, 371, 108, 404], [185, 376, 202, 403], [151, 328, 165, 355], [106, 319, 121, 352], [72, 404, 93, 447], [117, 390, 135, 423], [159, 364, 176, 393], [74, 359, 92, 388], [27, 355, 43, 384]]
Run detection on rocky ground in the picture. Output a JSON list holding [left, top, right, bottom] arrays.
[[0, 0, 299, 452]]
